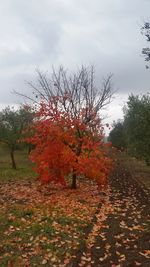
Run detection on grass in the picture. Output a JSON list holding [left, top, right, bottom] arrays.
[[1, 146, 149, 266], [0, 201, 91, 266], [116, 151, 150, 189], [0, 145, 37, 182], [0, 145, 101, 266]]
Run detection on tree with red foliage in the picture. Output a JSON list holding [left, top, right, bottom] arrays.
[[25, 99, 112, 189], [21, 66, 114, 188]]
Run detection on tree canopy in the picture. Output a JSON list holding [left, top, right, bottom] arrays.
[[108, 121, 126, 150], [124, 94, 150, 164], [109, 94, 150, 165], [141, 21, 150, 68]]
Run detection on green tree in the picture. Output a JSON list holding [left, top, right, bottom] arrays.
[[108, 121, 126, 150], [124, 94, 150, 165], [141, 22, 150, 68], [0, 106, 34, 169]]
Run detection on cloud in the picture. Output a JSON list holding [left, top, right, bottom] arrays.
[[0, 0, 149, 116]]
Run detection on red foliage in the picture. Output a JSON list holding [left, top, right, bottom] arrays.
[[25, 99, 112, 188]]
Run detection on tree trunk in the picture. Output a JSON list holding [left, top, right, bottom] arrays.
[[71, 172, 77, 189], [10, 149, 17, 169], [28, 144, 32, 155], [71, 139, 82, 189]]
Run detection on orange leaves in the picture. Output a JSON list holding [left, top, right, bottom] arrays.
[[0, 177, 104, 266], [25, 99, 112, 187], [139, 250, 150, 258]]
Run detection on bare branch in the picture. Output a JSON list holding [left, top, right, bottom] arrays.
[[14, 66, 115, 125]]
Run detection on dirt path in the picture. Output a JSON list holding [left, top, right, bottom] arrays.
[[69, 160, 150, 267]]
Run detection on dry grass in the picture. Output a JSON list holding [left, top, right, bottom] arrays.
[[117, 152, 150, 190]]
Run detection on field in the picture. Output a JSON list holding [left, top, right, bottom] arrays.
[[119, 153, 150, 189], [0, 147, 106, 266], [0, 146, 37, 183], [0, 147, 150, 266]]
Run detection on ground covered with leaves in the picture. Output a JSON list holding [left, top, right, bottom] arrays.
[[70, 161, 150, 267], [0, 178, 106, 266], [0, 158, 150, 267]]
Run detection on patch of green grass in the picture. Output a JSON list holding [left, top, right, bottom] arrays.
[[40, 216, 53, 223], [43, 223, 56, 235], [22, 209, 34, 218], [30, 255, 43, 267], [0, 206, 91, 266], [0, 145, 96, 266], [0, 255, 10, 267], [40, 242, 56, 251], [57, 216, 73, 226], [0, 215, 11, 234], [0, 146, 37, 182], [28, 223, 42, 236], [10, 206, 34, 219]]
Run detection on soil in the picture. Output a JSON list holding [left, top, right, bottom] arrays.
[[69, 159, 150, 267]]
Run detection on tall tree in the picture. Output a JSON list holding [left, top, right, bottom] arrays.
[[21, 66, 114, 188], [108, 121, 126, 150], [25, 99, 112, 189], [141, 22, 150, 68], [0, 106, 34, 169], [124, 94, 150, 165]]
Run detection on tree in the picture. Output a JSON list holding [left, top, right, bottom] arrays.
[[15, 66, 114, 112], [0, 106, 34, 169], [141, 22, 150, 68], [25, 100, 112, 189], [124, 94, 150, 165], [108, 121, 126, 150], [22, 66, 114, 189]]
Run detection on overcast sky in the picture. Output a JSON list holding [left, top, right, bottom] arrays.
[[0, 0, 150, 125]]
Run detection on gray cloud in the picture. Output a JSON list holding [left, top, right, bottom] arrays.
[[0, 0, 150, 108]]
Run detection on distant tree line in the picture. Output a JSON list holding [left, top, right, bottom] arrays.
[[109, 94, 150, 165]]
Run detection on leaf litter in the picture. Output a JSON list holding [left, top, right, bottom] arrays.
[[0, 159, 150, 266]]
